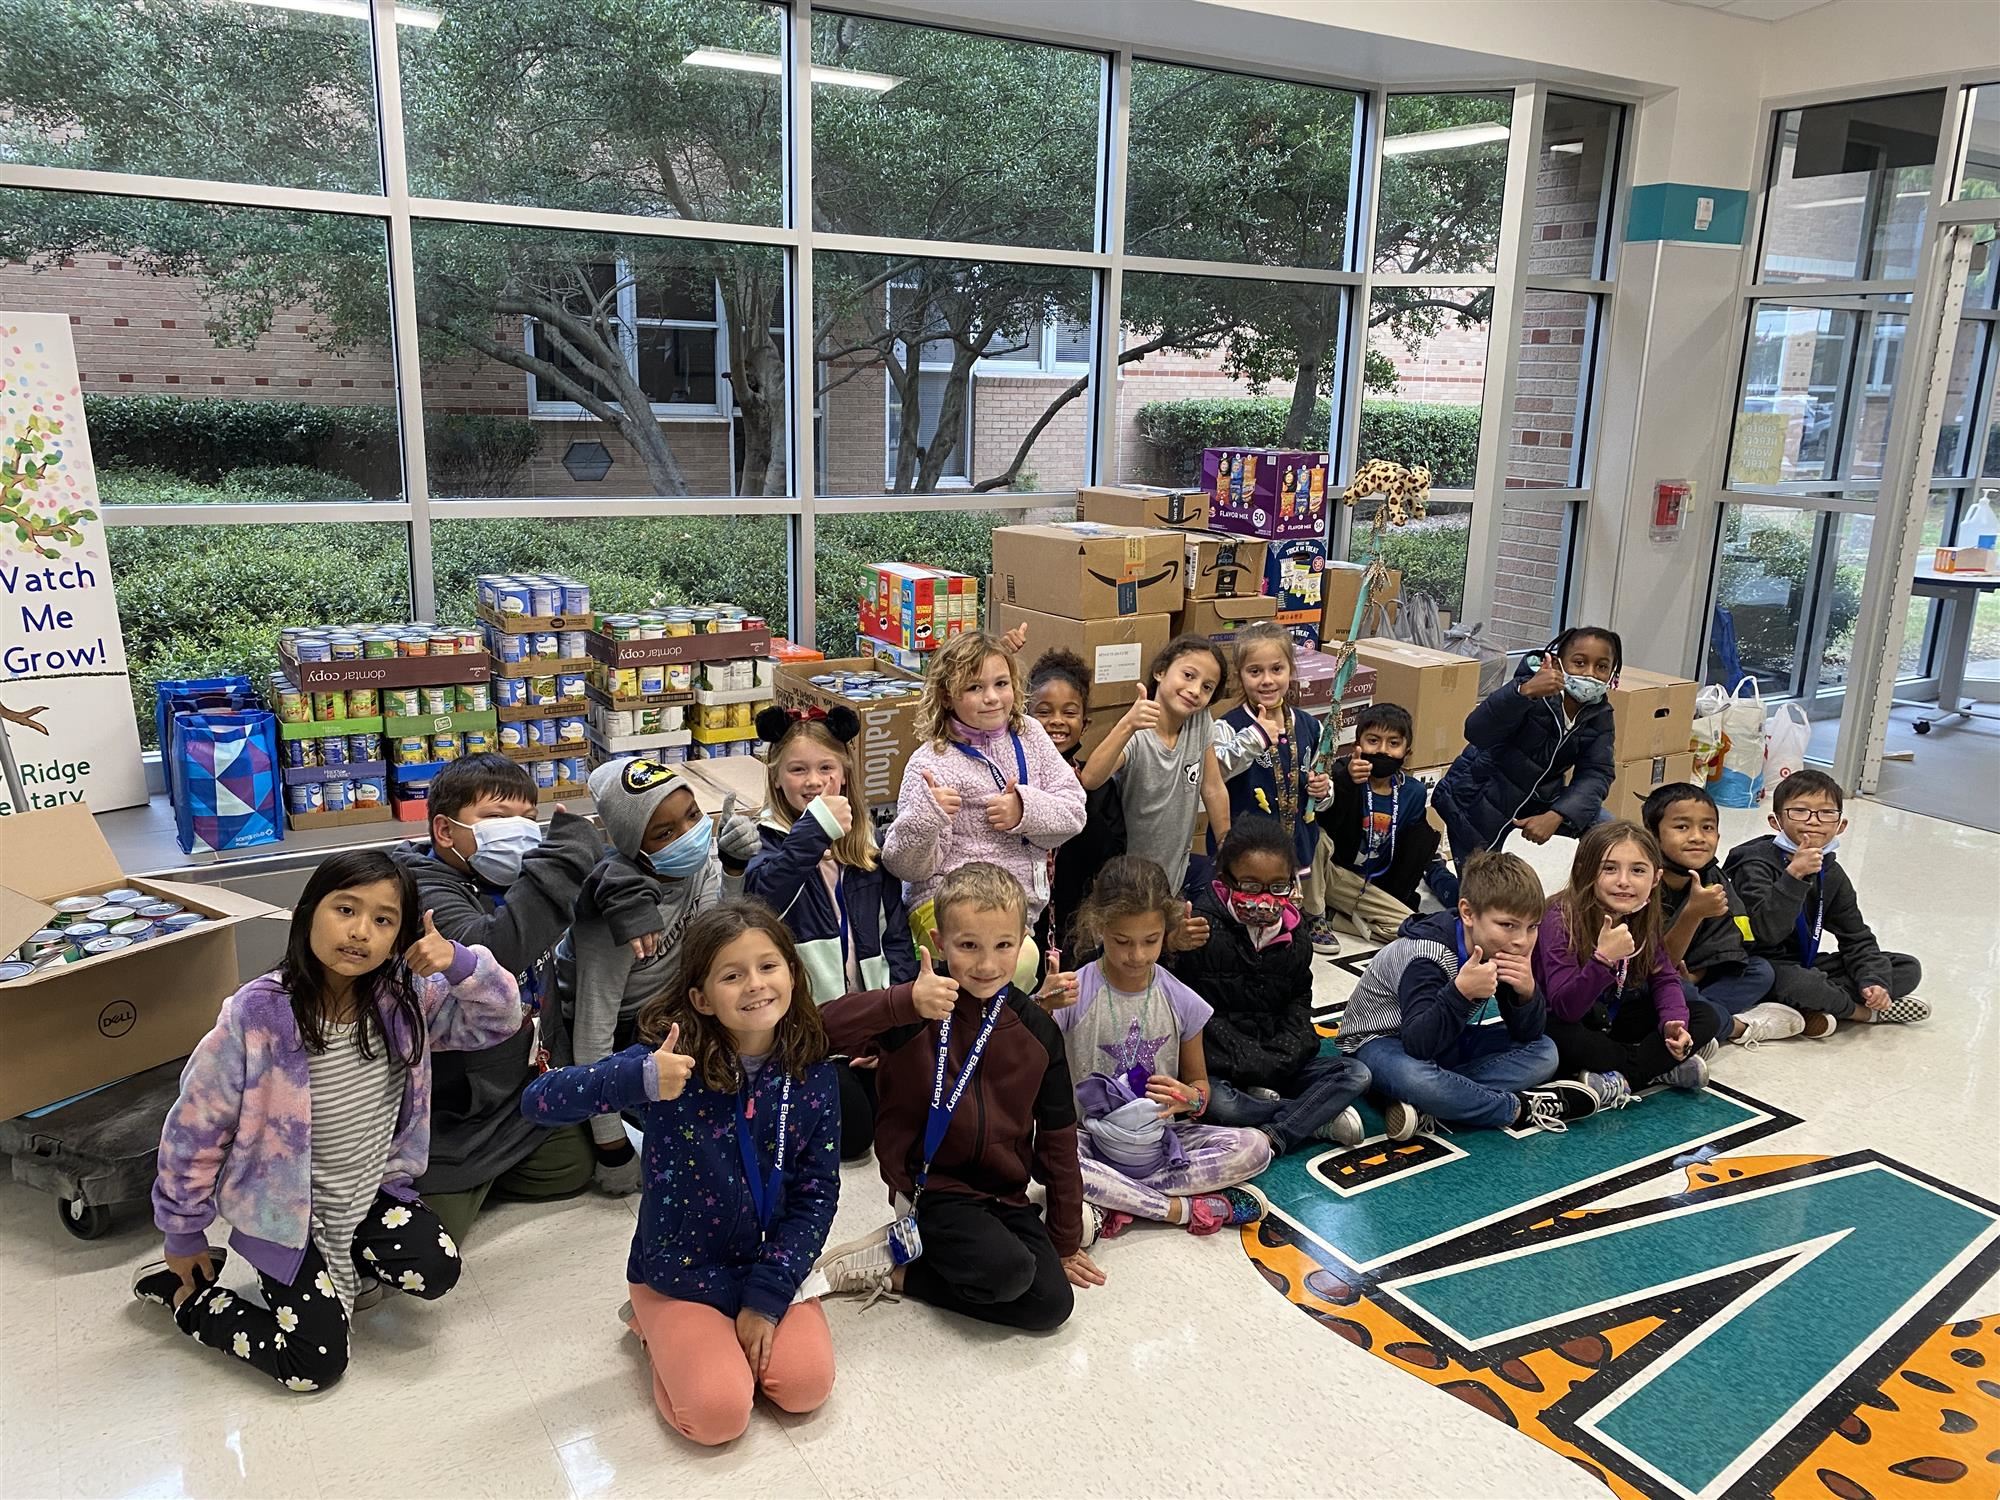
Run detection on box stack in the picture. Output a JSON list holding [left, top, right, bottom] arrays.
[[586, 606, 774, 768], [1077, 483, 1212, 532], [1604, 667, 1699, 821], [1320, 560, 1402, 644], [1351, 638, 1481, 773], [858, 563, 980, 671], [475, 575, 594, 804], [1294, 652, 1377, 752], [1200, 447, 1331, 541], [990, 521, 1180, 711], [774, 661, 926, 815], [274, 621, 493, 830]]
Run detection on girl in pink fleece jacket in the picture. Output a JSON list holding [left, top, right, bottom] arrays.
[[133, 849, 523, 1393], [884, 630, 1086, 978]]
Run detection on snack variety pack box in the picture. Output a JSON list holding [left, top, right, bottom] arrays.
[[1200, 447, 1331, 540], [1076, 484, 1212, 532], [1263, 538, 1327, 624], [990, 523, 1183, 619], [860, 563, 980, 652]]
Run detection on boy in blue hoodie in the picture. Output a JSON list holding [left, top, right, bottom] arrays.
[[1341, 851, 1608, 1140]]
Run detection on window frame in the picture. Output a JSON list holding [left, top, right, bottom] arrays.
[[521, 259, 735, 422]]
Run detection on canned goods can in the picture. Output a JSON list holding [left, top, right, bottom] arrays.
[[667, 664, 692, 693], [274, 681, 309, 723], [426, 631, 456, 656], [456, 682, 491, 713], [608, 667, 639, 699], [742, 616, 766, 632], [64, 922, 109, 944], [494, 677, 526, 707], [109, 919, 155, 942], [86, 905, 132, 925], [313, 691, 349, 722], [559, 630, 589, 659], [557, 672, 586, 701], [384, 688, 421, 717], [526, 584, 557, 616], [461, 728, 490, 754], [294, 636, 332, 662], [286, 783, 324, 815], [136, 902, 183, 921], [346, 688, 379, 718], [363, 634, 398, 659], [638, 664, 665, 697], [531, 632, 560, 658], [496, 579, 531, 614], [532, 758, 557, 789], [542, 718, 565, 747], [499, 723, 526, 750], [400, 634, 429, 657], [82, 935, 134, 956], [394, 735, 429, 765], [161, 912, 209, 933], [728, 702, 752, 729], [321, 780, 351, 812], [420, 686, 452, 716], [561, 583, 590, 615], [665, 618, 694, 638], [558, 715, 586, 743], [21, 929, 69, 960], [528, 675, 557, 706], [554, 756, 583, 785], [282, 738, 314, 769], [602, 616, 637, 641], [495, 631, 526, 663], [431, 731, 460, 761], [636, 620, 664, 640], [320, 736, 349, 767], [348, 733, 382, 763], [329, 636, 363, 660], [0, 961, 34, 983], [350, 778, 384, 808], [456, 628, 482, 654]]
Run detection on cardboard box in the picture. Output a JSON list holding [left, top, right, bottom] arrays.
[[1182, 531, 1270, 600], [1607, 666, 1699, 762], [1608, 752, 1698, 824], [1077, 484, 1212, 532], [1294, 654, 1375, 711], [280, 647, 489, 691], [1179, 594, 1278, 643], [476, 603, 597, 635], [1263, 538, 1327, 624], [1320, 560, 1403, 642], [992, 604, 1170, 711], [1353, 638, 1479, 769], [774, 657, 926, 814], [990, 523, 1183, 620], [0, 804, 279, 1118], [1200, 447, 1331, 540], [1935, 545, 1997, 573], [586, 626, 772, 669]]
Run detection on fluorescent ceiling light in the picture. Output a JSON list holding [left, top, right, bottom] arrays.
[[683, 46, 903, 92], [1382, 122, 1510, 157], [232, 0, 441, 26], [1794, 195, 1864, 210], [1549, 141, 1585, 155]]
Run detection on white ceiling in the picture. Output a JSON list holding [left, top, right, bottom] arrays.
[[1660, 0, 1840, 20]]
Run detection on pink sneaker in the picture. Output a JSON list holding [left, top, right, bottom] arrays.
[[1184, 1185, 1270, 1236]]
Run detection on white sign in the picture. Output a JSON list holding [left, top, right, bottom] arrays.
[[1, 313, 147, 814]]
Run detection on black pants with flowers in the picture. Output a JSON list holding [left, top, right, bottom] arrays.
[[173, 1192, 461, 1392]]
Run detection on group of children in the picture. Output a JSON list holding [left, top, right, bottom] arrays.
[[131, 617, 1929, 1447]]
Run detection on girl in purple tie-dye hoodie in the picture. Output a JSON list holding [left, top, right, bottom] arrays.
[[131, 850, 523, 1393]]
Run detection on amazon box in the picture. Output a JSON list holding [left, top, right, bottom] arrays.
[[991, 603, 1169, 710], [990, 522, 1183, 621], [1353, 638, 1479, 770], [1077, 484, 1211, 532], [0, 803, 279, 1118], [1320, 560, 1402, 642], [1178, 593, 1278, 645], [1182, 531, 1270, 601]]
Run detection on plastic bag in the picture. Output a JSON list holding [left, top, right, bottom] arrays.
[[1689, 684, 1729, 786], [1711, 678, 1766, 808], [1762, 701, 1812, 800], [1443, 620, 1511, 697]]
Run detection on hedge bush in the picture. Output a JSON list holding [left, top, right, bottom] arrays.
[[1134, 396, 1481, 489], [83, 395, 541, 498]]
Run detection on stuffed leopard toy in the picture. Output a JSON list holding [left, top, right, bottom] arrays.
[[1341, 459, 1432, 527]]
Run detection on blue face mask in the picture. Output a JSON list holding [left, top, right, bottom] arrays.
[[646, 816, 713, 877], [1563, 673, 1610, 706], [1772, 829, 1841, 856]]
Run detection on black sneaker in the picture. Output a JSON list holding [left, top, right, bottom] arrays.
[[1515, 1079, 1602, 1134], [132, 1248, 228, 1308]]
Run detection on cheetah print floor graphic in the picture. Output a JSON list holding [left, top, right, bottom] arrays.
[[1243, 1127, 2000, 1499]]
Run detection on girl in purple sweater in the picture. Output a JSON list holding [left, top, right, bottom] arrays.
[[1533, 821, 1719, 1103], [132, 850, 523, 1393], [884, 629, 1086, 981]]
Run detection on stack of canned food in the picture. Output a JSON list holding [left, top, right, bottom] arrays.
[[271, 676, 385, 726], [1, 890, 210, 978], [477, 574, 593, 620], [492, 672, 585, 711], [805, 669, 923, 703], [282, 623, 484, 663], [598, 605, 767, 639]]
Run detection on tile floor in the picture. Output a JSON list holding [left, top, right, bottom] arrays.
[[1, 798, 1994, 1500]]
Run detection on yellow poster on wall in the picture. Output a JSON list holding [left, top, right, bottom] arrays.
[[1730, 410, 1791, 487]]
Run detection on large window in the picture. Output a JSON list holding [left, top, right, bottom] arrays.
[[1758, 91, 1945, 285]]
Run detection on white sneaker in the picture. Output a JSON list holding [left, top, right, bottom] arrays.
[[353, 1276, 390, 1312], [1314, 1106, 1365, 1147], [1245, 1086, 1283, 1103], [808, 1219, 920, 1307], [1383, 1100, 1437, 1142], [1697, 1038, 1721, 1061], [1079, 1203, 1105, 1249], [1731, 1002, 1806, 1048]]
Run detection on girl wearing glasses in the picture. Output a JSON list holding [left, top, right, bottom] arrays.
[[1168, 817, 1371, 1156]]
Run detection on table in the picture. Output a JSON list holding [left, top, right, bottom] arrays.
[[1894, 566, 2000, 732]]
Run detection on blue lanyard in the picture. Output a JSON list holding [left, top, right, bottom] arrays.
[[950, 732, 1028, 791], [917, 993, 1005, 1195], [734, 1071, 792, 1238], [1796, 871, 1825, 965], [835, 869, 851, 978], [1453, 919, 1497, 1024], [1361, 776, 1399, 880]]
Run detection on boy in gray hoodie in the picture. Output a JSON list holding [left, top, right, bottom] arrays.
[[554, 756, 759, 1189]]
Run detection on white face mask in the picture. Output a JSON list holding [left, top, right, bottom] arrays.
[[451, 814, 542, 884]]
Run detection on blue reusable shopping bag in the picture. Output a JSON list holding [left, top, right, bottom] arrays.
[[168, 708, 282, 855], [154, 675, 259, 814]]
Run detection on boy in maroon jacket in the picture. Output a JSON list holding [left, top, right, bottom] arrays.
[[812, 862, 1102, 1329]]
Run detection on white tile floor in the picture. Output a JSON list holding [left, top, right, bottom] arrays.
[[1, 798, 1994, 1500]]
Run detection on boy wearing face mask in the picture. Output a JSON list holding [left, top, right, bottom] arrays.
[[556, 757, 760, 1191], [392, 755, 602, 1242], [1319, 703, 1445, 944]]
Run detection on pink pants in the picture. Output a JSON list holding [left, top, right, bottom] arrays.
[[625, 1284, 835, 1445]]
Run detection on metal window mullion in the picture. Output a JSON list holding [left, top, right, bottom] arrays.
[[102, 502, 412, 527], [1116, 254, 1358, 286], [1092, 47, 1131, 484], [1460, 84, 1538, 628], [0, 162, 390, 217], [369, 0, 434, 623], [789, 0, 817, 648], [405, 194, 795, 248], [1364, 272, 1500, 289], [1334, 83, 1388, 558], [812, 230, 1106, 270], [429, 496, 801, 519]]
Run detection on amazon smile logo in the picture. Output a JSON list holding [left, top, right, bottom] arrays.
[[1085, 562, 1180, 592]]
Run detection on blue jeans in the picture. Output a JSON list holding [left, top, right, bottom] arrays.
[[1204, 1052, 1371, 1154], [1354, 1027, 1559, 1131], [1682, 956, 1777, 1041]]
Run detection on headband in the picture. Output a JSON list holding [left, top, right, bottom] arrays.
[[755, 704, 861, 746]]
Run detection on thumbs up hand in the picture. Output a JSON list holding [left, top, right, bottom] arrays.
[[1595, 920, 1638, 965], [403, 909, 457, 979], [912, 947, 960, 1020], [1036, 948, 1079, 1010], [1454, 944, 1499, 1000], [1688, 881, 1730, 920], [1171, 899, 1211, 952], [652, 1022, 696, 1102], [921, 770, 962, 818]]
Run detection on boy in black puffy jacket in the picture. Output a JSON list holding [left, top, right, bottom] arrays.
[[1168, 817, 1369, 1153], [1433, 626, 1619, 869]]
